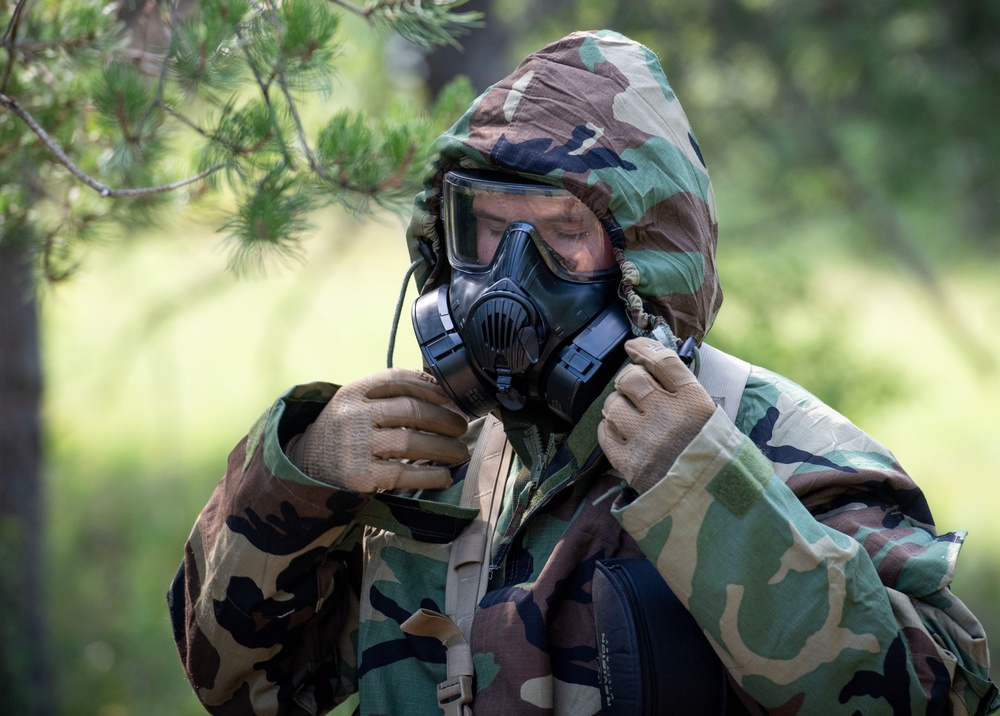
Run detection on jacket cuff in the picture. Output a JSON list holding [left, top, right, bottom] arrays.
[[613, 407, 747, 525]]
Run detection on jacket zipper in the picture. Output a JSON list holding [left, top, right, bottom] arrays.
[[487, 453, 608, 583]]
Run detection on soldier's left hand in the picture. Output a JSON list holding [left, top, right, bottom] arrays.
[[597, 337, 717, 494]]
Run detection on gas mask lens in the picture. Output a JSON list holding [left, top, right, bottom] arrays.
[[443, 170, 617, 282]]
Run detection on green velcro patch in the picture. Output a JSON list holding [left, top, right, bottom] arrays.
[[705, 440, 771, 517]]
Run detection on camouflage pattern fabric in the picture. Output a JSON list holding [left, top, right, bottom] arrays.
[[169, 30, 999, 715]]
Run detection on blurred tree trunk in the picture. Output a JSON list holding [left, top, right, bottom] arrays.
[[0, 238, 53, 715], [425, 0, 510, 94]]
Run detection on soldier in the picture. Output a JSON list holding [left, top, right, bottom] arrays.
[[168, 30, 998, 715]]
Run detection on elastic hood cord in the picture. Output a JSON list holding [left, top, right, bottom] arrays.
[[611, 241, 657, 335], [607, 221, 656, 336], [387, 256, 427, 369], [612, 243, 694, 361]]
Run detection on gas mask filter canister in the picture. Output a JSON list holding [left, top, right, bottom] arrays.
[[412, 169, 632, 425]]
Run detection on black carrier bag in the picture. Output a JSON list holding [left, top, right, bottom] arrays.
[[593, 558, 748, 715]]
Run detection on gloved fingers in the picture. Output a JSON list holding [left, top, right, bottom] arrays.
[[363, 368, 454, 406], [596, 421, 612, 460], [599, 390, 639, 444], [389, 463, 455, 491], [371, 427, 469, 464], [596, 418, 624, 450], [373, 396, 468, 438], [610, 363, 658, 410], [624, 338, 699, 393], [597, 417, 632, 478]]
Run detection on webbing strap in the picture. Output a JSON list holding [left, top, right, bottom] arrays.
[[400, 609, 474, 716], [448, 415, 511, 638], [697, 343, 752, 424], [400, 415, 512, 715]]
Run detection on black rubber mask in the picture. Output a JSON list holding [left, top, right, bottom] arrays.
[[412, 170, 631, 424]]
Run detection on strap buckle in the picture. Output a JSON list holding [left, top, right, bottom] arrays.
[[437, 674, 474, 716]]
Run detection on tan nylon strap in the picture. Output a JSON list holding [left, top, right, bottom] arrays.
[[452, 532, 488, 567], [697, 343, 751, 423], [400, 609, 472, 677], [446, 415, 512, 638], [400, 609, 474, 716], [400, 415, 512, 715]]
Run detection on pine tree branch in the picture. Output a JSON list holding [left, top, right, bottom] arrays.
[[234, 23, 295, 167], [10, 37, 105, 57], [150, 0, 184, 112], [0, 0, 29, 93], [161, 103, 214, 140], [236, 25, 273, 104], [260, 0, 323, 178], [0, 91, 224, 197], [326, 0, 371, 19], [1, 0, 27, 46], [275, 67, 327, 178], [325, 0, 481, 50], [40, 197, 81, 283]]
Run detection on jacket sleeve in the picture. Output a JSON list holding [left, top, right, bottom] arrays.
[[613, 370, 999, 716], [167, 382, 368, 716]]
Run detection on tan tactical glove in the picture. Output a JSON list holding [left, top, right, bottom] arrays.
[[597, 338, 717, 494], [290, 368, 469, 492]]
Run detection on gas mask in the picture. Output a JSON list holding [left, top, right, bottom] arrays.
[[412, 169, 631, 424]]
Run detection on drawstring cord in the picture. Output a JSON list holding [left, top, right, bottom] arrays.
[[613, 244, 693, 360], [613, 244, 665, 337]]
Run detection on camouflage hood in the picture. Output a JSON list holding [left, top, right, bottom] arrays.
[[406, 29, 723, 342]]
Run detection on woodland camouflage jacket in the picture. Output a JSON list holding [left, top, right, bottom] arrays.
[[169, 31, 999, 715]]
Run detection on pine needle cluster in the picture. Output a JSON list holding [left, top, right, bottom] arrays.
[[0, 0, 481, 278]]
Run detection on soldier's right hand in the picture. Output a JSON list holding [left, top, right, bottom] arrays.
[[290, 368, 469, 492]]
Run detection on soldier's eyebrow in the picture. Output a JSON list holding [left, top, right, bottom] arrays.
[[473, 198, 595, 225], [472, 207, 508, 222]]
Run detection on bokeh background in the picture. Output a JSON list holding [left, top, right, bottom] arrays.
[[8, 1, 1000, 713]]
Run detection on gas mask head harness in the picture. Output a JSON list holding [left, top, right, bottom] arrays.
[[412, 169, 632, 425]]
